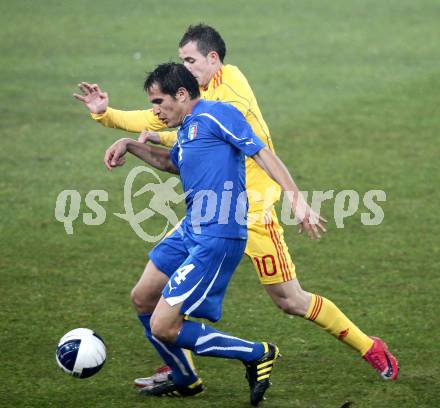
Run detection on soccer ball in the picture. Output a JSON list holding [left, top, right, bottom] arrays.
[[56, 328, 106, 379]]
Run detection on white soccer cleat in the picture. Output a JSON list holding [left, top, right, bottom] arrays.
[[133, 365, 172, 388]]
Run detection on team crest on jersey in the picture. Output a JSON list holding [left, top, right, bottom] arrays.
[[188, 123, 198, 140]]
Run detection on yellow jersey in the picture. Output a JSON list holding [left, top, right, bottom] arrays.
[[92, 64, 281, 212]]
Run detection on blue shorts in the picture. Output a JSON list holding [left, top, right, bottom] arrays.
[[149, 226, 246, 322]]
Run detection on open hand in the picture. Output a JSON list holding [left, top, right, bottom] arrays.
[[296, 205, 328, 240], [73, 82, 109, 114]]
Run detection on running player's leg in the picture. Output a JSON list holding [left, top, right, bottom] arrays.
[[246, 208, 398, 380], [131, 260, 168, 314], [149, 235, 279, 405], [133, 229, 199, 390], [152, 295, 266, 363], [156, 235, 264, 361], [264, 279, 373, 354]]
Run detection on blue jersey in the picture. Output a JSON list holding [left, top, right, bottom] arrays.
[[170, 100, 265, 239]]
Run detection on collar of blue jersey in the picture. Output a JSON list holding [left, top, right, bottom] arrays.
[[181, 99, 207, 127]]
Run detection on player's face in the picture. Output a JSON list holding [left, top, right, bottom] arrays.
[[179, 41, 216, 88], [148, 83, 185, 128]]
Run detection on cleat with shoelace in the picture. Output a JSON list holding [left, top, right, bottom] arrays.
[[244, 342, 280, 406], [134, 365, 172, 389], [139, 376, 204, 397]]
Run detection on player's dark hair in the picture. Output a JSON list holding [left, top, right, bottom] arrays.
[[179, 24, 226, 62], [144, 63, 200, 99]]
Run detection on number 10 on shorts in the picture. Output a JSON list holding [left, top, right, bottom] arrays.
[[253, 255, 277, 277]]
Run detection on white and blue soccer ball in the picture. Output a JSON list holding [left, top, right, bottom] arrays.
[[56, 328, 106, 379]]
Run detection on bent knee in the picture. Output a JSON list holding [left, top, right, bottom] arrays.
[[150, 320, 179, 343], [131, 286, 158, 314]]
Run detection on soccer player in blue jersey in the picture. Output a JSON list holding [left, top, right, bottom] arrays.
[[104, 63, 325, 405]]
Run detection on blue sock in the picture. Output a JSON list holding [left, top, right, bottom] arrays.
[[175, 320, 264, 363], [137, 314, 198, 386]]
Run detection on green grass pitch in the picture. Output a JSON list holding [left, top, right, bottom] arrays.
[[1, 0, 439, 406]]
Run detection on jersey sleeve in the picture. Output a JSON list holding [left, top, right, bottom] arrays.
[[200, 104, 265, 157], [91, 107, 167, 133], [159, 130, 178, 147], [169, 143, 180, 168]]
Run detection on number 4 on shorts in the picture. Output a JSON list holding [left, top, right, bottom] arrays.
[[174, 264, 195, 285]]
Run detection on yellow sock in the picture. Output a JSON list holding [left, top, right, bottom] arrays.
[[305, 294, 373, 355]]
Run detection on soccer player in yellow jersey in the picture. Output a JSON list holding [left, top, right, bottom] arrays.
[[74, 24, 398, 387]]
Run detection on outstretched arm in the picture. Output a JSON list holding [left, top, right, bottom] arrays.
[[74, 82, 166, 133], [253, 147, 327, 239], [104, 138, 179, 174]]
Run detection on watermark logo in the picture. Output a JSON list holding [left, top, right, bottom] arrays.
[[55, 166, 386, 242], [279, 189, 386, 228], [114, 166, 187, 242], [54, 190, 108, 235], [54, 166, 188, 242]]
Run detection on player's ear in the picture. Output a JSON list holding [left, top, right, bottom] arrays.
[[175, 87, 188, 101], [207, 51, 219, 64]]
